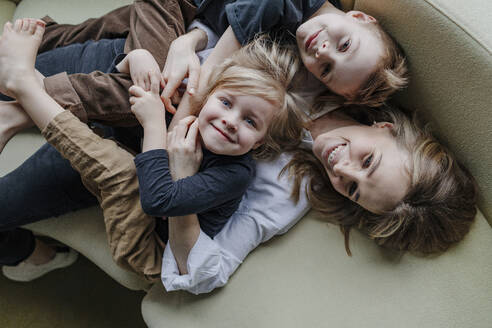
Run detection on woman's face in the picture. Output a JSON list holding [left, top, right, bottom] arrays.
[[296, 11, 385, 97], [312, 122, 410, 213]]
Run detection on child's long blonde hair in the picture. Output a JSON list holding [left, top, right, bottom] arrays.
[[284, 105, 477, 255], [194, 34, 307, 160]]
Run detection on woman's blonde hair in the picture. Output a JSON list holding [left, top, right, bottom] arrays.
[[284, 106, 477, 255], [194, 34, 307, 160], [314, 23, 408, 108]]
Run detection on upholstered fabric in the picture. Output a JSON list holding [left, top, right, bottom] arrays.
[[354, 0, 492, 222], [0, 0, 490, 327]]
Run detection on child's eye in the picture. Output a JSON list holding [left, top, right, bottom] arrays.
[[339, 39, 351, 52], [348, 181, 358, 197], [220, 98, 232, 108], [321, 63, 332, 78], [362, 154, 373, 168], [245, 117, 256, 127]]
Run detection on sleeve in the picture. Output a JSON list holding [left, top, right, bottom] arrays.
[[43, 71, 138, 126], [134, 149, 254, 217], [160, 152, 311, 294], [41, 0, 197, 126], [224, 0, 326, 45], [39, 6, 133, 54]]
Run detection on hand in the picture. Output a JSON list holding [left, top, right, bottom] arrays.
[[129, 83, 165, 129], [167, 116, 203, 180], [127, 49, 163, 92], [161, 30, 204, 114]]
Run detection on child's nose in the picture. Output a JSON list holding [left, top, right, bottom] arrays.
[[222, 118, 237, 132]]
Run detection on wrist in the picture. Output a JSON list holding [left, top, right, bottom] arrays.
[[186, 28, 208, 52]]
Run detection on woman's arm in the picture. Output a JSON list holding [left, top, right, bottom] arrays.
[[161, 153, 311, 294]]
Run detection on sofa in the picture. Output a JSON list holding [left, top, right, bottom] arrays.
[[1, 0, 491, 327]]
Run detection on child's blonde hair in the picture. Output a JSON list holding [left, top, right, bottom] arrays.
[[314, 23, 408, 108], [284, 105, 477, 255], [195, 34, 307, 160]]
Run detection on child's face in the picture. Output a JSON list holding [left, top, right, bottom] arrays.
[[312, 121, 410, 213], [198, 89, 276, 156], [296, 11, 385, 97]]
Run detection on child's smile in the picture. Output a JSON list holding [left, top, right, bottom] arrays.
[[198, 89, 277, 156]]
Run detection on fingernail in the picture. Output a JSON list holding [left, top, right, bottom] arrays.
[[188, 88, 195, 95]]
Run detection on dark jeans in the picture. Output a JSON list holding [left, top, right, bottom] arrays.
[[0, 38, 128, 265]]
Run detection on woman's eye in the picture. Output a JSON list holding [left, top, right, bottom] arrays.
[[321, 63, 331, 77], [363, 154, 373, 168], [339, 39, 351, 52], [348, 181, 357, 196], [245, 117, 256, 127], [221, 98, 232, 108]]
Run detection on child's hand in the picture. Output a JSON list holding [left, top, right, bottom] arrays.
[[129, 83, 165, 129], [161, 32, 203, 114], [127, 49, 163, 92], [167, 116, 202, 180]]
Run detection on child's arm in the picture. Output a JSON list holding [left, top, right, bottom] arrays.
[[116, 49, 163, 92], [133, 117, 254, 218], [128, 84, 167, 151], [168, 26, 240, 129]]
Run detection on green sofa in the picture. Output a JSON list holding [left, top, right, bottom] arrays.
[[1, 0, 491, 327]]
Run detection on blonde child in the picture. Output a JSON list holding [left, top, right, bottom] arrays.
[[0, 19, 303, 280]]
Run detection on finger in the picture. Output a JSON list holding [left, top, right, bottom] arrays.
[[129, 96, 137, 105], [129, 85, 146, 97], [186, 118, 200, 145], [150, 72, 160, 95], [170, 92, 181, 106], [187, 63, 200, 95], [161, 96, 176, 114], [144, 76, 150, 92], [161, 76, 182, 102], [174, 118, 190, 139]]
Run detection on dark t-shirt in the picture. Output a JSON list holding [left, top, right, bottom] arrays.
[[194, 0, 342, 45], [134, 146, 255, 242]]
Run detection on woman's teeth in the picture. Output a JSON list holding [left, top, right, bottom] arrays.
[[328, 144, 344, 166]]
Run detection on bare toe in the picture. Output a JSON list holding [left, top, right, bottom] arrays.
[[21, 19, 30, 32], [13, 19, 22, 32], [3, 21, 13, 33], [33, 20, 45, 39]]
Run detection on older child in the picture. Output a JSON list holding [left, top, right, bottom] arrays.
[[0, 19, 303, 280]]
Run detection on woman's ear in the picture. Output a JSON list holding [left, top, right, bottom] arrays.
[[372, 121, 394, 130], [347, 11, 377, 23]]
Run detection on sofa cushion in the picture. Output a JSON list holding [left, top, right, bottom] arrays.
[[0, 0, 16, 27], [354, 0, 492, 223], [142, 210, 492, 327]]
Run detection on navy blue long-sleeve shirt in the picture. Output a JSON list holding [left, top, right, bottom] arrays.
[[134, 148, 255, 241], [194, 0, 341, 45]]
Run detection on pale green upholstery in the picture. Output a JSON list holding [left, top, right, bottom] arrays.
[[0, 0, 490, 327]]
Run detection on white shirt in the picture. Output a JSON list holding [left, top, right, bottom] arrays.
[[160, 21, 333, 294]]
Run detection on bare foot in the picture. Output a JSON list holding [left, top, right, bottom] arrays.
[[0, 18, 45, 97], [0, 100, 34, 153]]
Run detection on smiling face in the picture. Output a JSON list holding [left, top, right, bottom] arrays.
[[296, 11, 385, 97], [198, 89, 277, 156], [312, 121, 410, 213]]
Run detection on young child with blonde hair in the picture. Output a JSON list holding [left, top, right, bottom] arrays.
[[0, 19, 303, 280]]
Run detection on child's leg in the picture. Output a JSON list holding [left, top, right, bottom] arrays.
[[43, 111, 164, 281], [0, 101, 32, 153], [0, 20, 163, 280]]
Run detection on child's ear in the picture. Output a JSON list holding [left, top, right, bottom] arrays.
[[347, 11, 377, 24]]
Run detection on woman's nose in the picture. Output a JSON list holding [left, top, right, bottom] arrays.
[[333, 160, 356, 179], [315, 41, 330, 59]]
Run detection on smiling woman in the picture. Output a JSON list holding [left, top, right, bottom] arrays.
[[285, 105, 478, 255]]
